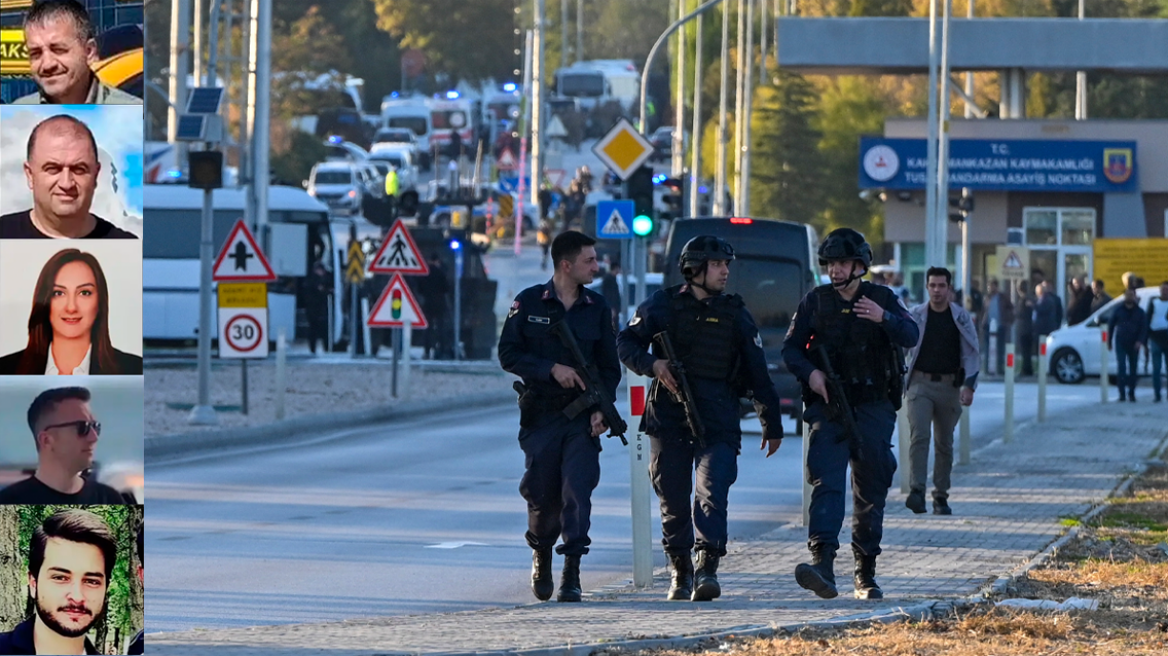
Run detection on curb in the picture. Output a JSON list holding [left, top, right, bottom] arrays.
[[145, 390, 516, 461]]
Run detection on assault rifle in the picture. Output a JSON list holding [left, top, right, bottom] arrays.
[[653, 331, 707, 448], [809, 345, 861, 456], [549, 321, 628, 445]]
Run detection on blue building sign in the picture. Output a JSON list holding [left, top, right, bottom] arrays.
[[858, 137, 1138, 193]]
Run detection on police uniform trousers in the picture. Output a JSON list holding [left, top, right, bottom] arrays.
[[649, 434, 739, 557], [518, 413, 601, 556], [906, 375, 963, 500], [805, 400, 897, 557]]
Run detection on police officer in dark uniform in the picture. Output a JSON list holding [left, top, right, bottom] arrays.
[[782, 228, 919, 600], [617, 236, 784, 601], [498, 230, 621, 602]]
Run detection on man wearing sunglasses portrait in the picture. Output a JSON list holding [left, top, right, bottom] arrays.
[[0, 386, 123, 504]]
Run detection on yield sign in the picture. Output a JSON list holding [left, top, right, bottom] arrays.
[[544, 168, 567, 190], [592, 117, 654, 180], [368, 274, 428, 328], [496, 148, 517, 171], [369, 220, 429, 275], [212, 219, 276, 282]]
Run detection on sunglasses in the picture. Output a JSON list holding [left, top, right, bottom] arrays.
[[43, 420, 101, 437]]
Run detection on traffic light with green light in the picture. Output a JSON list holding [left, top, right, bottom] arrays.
[[632, 214, 654, 236], [625, 165, 655, 237]]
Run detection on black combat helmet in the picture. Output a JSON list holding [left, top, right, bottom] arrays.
[[818, 228, 872, 268], [679, 235, 735, 279]]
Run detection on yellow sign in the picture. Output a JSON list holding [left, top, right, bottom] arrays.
[[994, 246, 1030, 282], [217, 282, 268, 308], [497, 194, 514, 223], [1, 29, 28, 76], [592, 117, 654, 180], [346, 242, 365, 283], [1094, 238, 1168, 293], [0, 1, 34, 10]]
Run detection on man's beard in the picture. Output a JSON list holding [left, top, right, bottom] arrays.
[[35, 592, 99, 639]]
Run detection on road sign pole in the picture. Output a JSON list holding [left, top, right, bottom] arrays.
[[621, 240, 631, 324], [392, 328, 400, 398], [275, 327, 286, 420], [401, 324, 412, 391], [189, 188, 218, 426], [454, 245, 464, 360], [241, 360, 249, 415], [636, 237, 647, 307], [350, 281, 359, 357]]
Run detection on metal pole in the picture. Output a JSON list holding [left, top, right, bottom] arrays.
[[516, 30, 533, 256], [206, 0, 222, 84], [189, 189, 218, 425], [673, 0, 687, 178], [401, 324, 412, 391], [740, 0, 754, 217], [690, 12, 704, 218], [958, 209, 970, 464], [641, 0, 725, 140], [349, 281, 359, 357], [531, 0, 545, 210], [168, 0, 191, 144], [1038, 337, 1048, 422], [254, 0, 272, 231], [454, 245, 464, 360], [924, 0, 941, 268], [275, 327, 286, 420], [193, 0, 203, 86], [391, 328, 400, 397], [241, 359, 248, 415], [1101, 329, 1109, 403], [714, 1, 729, 215], [561, 0, 569, 70], [620, 240, 630, 324], [934, 0, 953, 269], [758, 0, 767, 81], [733, 0, 744, 213], [1075, 0, 1087, 120], [964, 0, 974, 119], [636, 237, 647, 307], [628, 375, 653, 587], [1004, 341, 1015, 443], [576, 0, 583, 62]]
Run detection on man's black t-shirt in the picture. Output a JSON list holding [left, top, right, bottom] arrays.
[[914, 306, 962, 375], [0, 476, 125, 505], [0, 210, 138, 239]]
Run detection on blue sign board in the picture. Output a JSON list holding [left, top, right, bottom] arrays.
[[498, 176, 531, 194], [597, 200, 635, 239], [858, 138, 1138, 193]]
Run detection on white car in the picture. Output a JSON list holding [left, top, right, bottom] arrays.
[[368, 147, 418, 192], [306, 161, 364, 215], [1046, 286, 1159, 384]]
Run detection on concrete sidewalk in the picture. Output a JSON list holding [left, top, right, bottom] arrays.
[[149, 401, 1168, 656]]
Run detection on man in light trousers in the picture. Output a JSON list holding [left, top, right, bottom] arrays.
[[905, 267, 980, 516]]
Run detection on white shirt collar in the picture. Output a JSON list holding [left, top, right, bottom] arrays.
[[46, 344, 92, 376]]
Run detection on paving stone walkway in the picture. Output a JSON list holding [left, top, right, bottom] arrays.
[[150, 401, 1168, 655]]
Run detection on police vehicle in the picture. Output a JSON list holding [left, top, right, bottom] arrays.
[[664, 217, 820, 424]]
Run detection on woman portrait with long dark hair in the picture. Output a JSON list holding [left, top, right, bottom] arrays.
[[0, 248, 142, 375]]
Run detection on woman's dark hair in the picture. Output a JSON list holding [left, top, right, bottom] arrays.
[[18, 249, 119, 374]]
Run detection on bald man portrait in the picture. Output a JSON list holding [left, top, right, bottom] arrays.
[[12, 0, 141, 105], [0, 114, 138, 240]]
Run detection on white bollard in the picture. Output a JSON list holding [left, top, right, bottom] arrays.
[[627, 374, 653, 588], [987, 318, 999, 376], [1004, 342, 1015, 443], [1101, 330, 1110, 404], [802, 407, 812, 527], [275, 327, 287, 421], [898, 402, 911, 494], [1037, 338, 1048, 422]]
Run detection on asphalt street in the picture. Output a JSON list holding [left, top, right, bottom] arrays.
[[146, 378, 1103, 634]]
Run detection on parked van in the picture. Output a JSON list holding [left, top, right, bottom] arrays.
[[663, 217, 820, 424]]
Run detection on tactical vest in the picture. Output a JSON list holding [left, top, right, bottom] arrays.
[[668, 287, 742, 381], [810, 282, 902, 406]]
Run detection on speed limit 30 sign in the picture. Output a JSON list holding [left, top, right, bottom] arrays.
[[218, 283, 269, 358]]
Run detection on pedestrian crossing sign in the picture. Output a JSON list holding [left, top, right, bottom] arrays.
[[369, 220, 429, 275], [597, 200, 635, 240]]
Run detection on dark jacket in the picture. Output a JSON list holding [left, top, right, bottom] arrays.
[[1032, 293, 1064, 336], [617, 284, 784, 445], [0, 617, 99, 654], [0, 347, 142, 375], [1090, 291, 1113, 314], [1108, 302, 1147, 350], [498, 280, 621, 416], [977, 291, 1014, 333], [127, 630, 144, 655], [1066, 286, 1094, 326]]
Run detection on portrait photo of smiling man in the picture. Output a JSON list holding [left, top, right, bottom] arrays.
[[0, 112, 139, 240], [0, 242, 142, 376], [10, 0, 140, 106]]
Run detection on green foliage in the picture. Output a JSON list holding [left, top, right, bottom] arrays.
[[373, 0, 518, 82], [849, 0, 915, 16], [748, 73, 824, 226], [272, 132, 332, 187], [15, 506, 138, 654]]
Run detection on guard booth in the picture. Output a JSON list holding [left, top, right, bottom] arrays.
[[364, 227, 498, 360]]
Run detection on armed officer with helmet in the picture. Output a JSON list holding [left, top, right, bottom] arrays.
[[782, 228, 919, 600], [498, 231, 622, 603], [617, 236, 784, 602]]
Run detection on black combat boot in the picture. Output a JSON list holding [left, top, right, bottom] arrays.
[[556, 555, 583, 602], [667, 553, 694, 601], [531, 549, 554, 601], [795, 547, 838, 599], [691, 550, 721, 601], [853, 553, 883, 600], [905, 490, 927, 514]]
